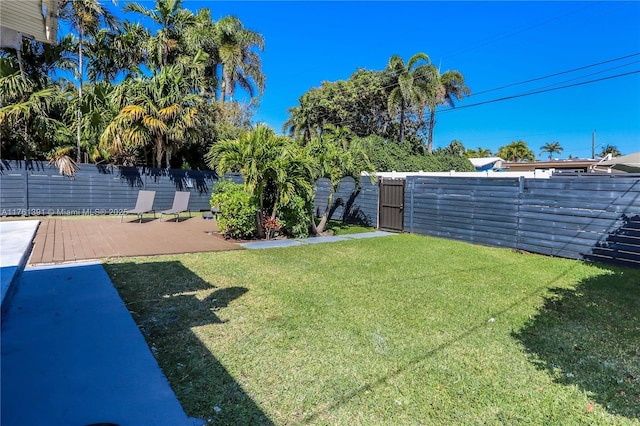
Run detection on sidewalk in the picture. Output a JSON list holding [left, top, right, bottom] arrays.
[[0, 220, 39, 315], [239, 230, 395, 249], [0, 222, 201, 426]]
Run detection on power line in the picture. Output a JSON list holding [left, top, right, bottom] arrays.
[[531, 60, 640, 92], [471, 53, 640, 96], [439, 70, 640, 113], [440, 1, 595, 61]]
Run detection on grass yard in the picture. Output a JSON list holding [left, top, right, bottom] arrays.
[[104, 233, 640, 425]]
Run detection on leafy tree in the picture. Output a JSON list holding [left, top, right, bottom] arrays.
[[386, 53, 432, 143], [362, 135, 474, 172], [496, 140, 535, 162], [426, 69, 470, 154], [540, 141, 563, 159], [73, 81, 120, 162], [441, 140, 465, 157], [599, 144, 622, 157]]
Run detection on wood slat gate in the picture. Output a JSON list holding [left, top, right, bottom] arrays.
[[378, 178, 405, 232]]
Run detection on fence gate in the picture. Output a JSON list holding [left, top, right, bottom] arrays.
[[378, 178, 405, 232]]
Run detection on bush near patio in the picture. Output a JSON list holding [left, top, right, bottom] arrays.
[[106, 233, 640, 425], [210, 180, 258, 240]]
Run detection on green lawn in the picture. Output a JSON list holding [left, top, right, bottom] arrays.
[[104, 233, 640, 425]]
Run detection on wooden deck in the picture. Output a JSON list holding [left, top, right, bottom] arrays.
[[16, 215, 243, 265]]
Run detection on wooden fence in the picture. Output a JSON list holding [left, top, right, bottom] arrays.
[[405, 174, 640, 267], [0, 160, 237, 215], [313, 177, 378, 227], [2, 159, 638, 266], [0, 160, 377, 224]]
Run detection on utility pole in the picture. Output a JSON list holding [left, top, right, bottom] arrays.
[[591, 129, 596, 159]]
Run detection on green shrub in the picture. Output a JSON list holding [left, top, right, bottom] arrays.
[[279, 194, 312, 239], [361, 135, 475, 172], [210, 180, 258, 240]]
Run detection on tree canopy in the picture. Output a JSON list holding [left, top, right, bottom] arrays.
[[0, 0, 264, 168]]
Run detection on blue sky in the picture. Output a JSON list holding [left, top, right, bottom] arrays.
[[103, 1, 640, 159]]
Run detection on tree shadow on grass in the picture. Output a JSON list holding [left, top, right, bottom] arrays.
[[105, 260, 274, 425], [514, 265, 640, 419]]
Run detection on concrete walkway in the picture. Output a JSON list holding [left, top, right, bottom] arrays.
[[1, 222, 201, 426], [0, 220, 39, 314], [239, 230, 395, 249]]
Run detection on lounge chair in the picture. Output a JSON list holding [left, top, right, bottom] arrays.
[[121, 190, 156, 223], [160, 191, 191, 222]]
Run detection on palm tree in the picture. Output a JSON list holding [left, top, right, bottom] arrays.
[[443, 140, 465, 157], [305, 138, 375, 235], [124, 0, 195, 69], [426, 69, 470, 154], [599, 144, 622, 157], [86, 22, 148, 83], [101, 65, 200, 167], [206, 125, 315, 237], [1, 35, 76, 160], [386, 53, 432, 143], [215, 15, 265, 104], [496, 140, 535, 162], [465, 147, 492, 158], [0, 85, 73, 160], [540, 141, 563, 159], [73, 81, 120, 162], [58, 0, 119, 162], [182, 8, 220, 99], [283, 92, 322, 144]]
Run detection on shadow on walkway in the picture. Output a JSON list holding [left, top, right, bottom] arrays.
[[514, 265, 640, 419]]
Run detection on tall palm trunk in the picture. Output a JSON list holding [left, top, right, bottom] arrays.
[[155, 134, 163, 168], [16, 42, 27, 85], [427, 108, 436, 154], [398, 104, 406, 143], [77, 27, 84, 163], [16, 41, 29, 160], [219, 64, 225, 105]]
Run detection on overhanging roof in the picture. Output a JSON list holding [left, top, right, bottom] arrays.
[[596, 152, 640, 173], [0, 0, 58, 47], [503, 159, 598, 172]]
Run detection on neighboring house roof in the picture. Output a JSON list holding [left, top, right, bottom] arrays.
[[0, 0, 58, 48], [468, 157, 504, 169], [503, 159, 599, 172], [594, 152, 640, 173]]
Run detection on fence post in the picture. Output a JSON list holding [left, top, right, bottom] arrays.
[[408, 177, 414, 233], [516, 176, 525, 251], [23, 163, 29, 215]]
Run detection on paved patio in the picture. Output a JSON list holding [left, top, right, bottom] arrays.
[[21, 215, 243, 265]]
